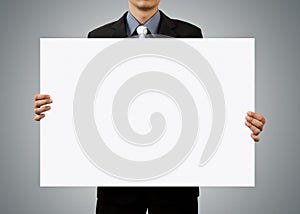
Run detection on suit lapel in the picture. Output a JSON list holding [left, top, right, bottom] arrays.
[[111, 12, 128, 38], [158, 11, 177, 38]]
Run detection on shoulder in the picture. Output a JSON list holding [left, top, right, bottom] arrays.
[[87, 12, 127, 38], [172, 19, 203, 38], [87, 22, 116, 38], [159, 11, 203, 38]]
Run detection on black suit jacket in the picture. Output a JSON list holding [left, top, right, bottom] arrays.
[[88, 10, 202, 38], [88, 10, 202, 203]]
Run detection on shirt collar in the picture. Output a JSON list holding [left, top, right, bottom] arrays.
[[126, 10, 161, 36]]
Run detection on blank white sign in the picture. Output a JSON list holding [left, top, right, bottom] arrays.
[[40, 38, 255, 187]]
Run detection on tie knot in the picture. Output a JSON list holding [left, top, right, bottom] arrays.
[[136, 25, 148, 38]]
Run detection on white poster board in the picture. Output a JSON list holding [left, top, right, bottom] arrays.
[[40, 38, 255, 186]]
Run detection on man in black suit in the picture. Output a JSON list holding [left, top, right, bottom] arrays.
[[34, 0, 266, 213], [87, 8, 202, 38]]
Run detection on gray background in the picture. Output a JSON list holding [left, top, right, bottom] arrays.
[[0, 0, 299, 213]]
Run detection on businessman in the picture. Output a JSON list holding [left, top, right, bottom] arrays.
[[34, 0, 266, 213]]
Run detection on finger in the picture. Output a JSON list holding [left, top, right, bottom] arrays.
[[245, 121, 261, 135], [34, 114, 45, 121], [251, 134, 260, 142], [247, 111, 266, 124], [245, 116, 264, 130], [34, 106, 51, 115], [34, 98, 52, 108], [34, 94, 50, 101]]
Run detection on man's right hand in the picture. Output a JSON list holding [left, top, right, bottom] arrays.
[[34, 94, 52, 121]]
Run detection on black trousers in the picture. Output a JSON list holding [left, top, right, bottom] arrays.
[[96, 187, 199, 214]]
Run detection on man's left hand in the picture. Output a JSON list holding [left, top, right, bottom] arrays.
[[245, 111, 266, 142]]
